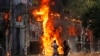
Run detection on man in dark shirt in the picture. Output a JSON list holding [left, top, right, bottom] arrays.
[[63, 40, 70, 56]]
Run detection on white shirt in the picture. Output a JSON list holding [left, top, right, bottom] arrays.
[[51, 43, 59, 53]]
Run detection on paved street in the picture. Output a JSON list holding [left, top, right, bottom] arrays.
[[68, 52, 100, 56], [27, 52, 100, 56]]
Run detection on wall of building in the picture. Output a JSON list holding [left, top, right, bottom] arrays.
[[13, 0, 27, 5]]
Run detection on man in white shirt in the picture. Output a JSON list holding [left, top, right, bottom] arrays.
[[51, 40, 59, 56]]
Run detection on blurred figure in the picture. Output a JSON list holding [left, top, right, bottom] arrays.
[[0, 44, 4, 56], [51, 40, 59, 56], [63, 40, 70, 56], [84, 37, 90, 52]]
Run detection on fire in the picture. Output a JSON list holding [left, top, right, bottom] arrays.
[[68, 25, 77, 37], [17, 16, 22, 22], [32, 0, 63, 55], [4, 13, 9, 21]]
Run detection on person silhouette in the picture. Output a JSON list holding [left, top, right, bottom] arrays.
[[63, 40, 70, 56], [51, 40, 59, 56]]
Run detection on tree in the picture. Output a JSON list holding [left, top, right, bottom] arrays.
[[81, 3, 100, 40], [63, 0, 96, 18]]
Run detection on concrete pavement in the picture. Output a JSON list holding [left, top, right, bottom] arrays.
[[28, 52, 100, 56]]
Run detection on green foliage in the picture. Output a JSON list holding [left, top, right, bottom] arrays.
[[81, 2, 100, 39], [64, 0, 96, 18]]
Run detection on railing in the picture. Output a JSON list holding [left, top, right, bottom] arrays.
[[76, 41, 100, 52]]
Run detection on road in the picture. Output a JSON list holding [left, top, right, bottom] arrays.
[[68, 52, 100, 56], [28, 52, 100, 56]]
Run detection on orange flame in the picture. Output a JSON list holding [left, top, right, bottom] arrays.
[[17, 16, 22, 22], [32, 0, 63, 55], [68, 25, 76, 37], [4, 13, 9, 20]]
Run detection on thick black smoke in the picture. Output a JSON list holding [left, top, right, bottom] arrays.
[[61, 0, 68, 6]]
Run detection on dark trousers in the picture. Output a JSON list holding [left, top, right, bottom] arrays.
[[63, 51, 68, 56]]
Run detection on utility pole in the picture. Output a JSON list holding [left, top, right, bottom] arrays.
[[9, 0, 13, 55], [24, 0, 28, 56]]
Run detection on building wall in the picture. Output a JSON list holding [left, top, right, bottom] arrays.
[[13, 0, 27, 5]]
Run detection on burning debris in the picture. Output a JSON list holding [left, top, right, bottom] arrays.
[[30, 0, 88, 55], [31, 0, 64, 55]]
